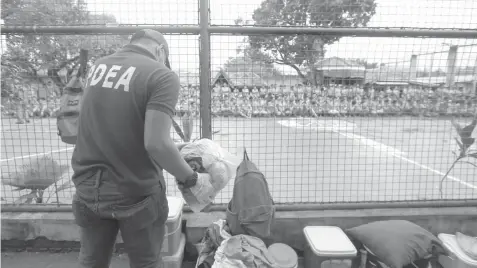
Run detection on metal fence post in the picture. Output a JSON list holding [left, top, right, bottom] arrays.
[[199, 0, 212, 139]]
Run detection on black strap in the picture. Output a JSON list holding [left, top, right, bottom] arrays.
[[243, 148, 249, 161], [171, 118, 186, 142]]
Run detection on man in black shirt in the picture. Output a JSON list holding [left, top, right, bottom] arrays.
[[71, 29, 201, 268]]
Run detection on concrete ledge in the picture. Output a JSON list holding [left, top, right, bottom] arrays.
[[2, 207, 477, 251]]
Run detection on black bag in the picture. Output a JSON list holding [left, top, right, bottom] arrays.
[[226, 149, 275, 240], [353, 245, 444, 268], [57, 49, 88, 144]]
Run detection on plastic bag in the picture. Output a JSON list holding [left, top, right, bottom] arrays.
[[179, 139, 240, 212]]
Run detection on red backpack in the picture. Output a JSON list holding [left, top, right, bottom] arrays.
[[226, 149, 275, 240]]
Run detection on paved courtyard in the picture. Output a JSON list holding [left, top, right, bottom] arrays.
[[2, 116, 476, 205]]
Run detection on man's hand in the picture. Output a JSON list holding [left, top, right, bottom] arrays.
[[176, 171, 201, 190]]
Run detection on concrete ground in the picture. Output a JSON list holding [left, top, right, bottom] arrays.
[[1, 252, 351, 268], [1, 252, 131, 268], [2, 116, 476, 205]]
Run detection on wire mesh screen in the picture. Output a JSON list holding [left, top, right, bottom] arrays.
[[210, 35, 477, 204], [1, 32, 200, 204], [1, 0, 477, 207]]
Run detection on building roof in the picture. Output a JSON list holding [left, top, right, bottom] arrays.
[[212, 69, 267, 88], [315, 57, 366, 78], [413, 75, 475, 86]]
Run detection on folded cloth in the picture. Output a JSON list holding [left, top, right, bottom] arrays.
[[456, 232, 477, 260], [196, 220, 232, 268], [212, 235, 277, 268]]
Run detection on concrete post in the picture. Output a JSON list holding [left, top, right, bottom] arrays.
[[473, 56, 477, 96], [446, 45, 458, 89], [409, 55, 417, 81]]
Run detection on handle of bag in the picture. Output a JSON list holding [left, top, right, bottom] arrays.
[[243, 148, 249, 161], [78, 49, 88, 78]]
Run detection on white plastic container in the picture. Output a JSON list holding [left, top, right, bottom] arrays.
[[438, 233, 477, 268], [268, 243, 298, 268], [162, 196, 185, 256], [303, 226, 357, 268], [163, 233, 186, 268]]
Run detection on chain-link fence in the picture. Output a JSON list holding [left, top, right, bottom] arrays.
[[2, 0, 477, 210]]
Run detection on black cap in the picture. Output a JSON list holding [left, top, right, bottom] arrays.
[[130, 29, 171, 69]]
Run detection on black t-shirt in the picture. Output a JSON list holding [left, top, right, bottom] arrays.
[[71, 44, 179, 197]]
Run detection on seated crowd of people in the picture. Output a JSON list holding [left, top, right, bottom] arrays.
[[2, 84, 476, 122], [176, 84, 477, 118], [1, 92, 60, 122]]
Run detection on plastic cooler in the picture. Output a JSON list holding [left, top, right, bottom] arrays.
[[303, 226, 357, 268], [438, 233, 477, 268], [162, 196, 184, 256], [163, 234, 186, 268], [268, 243, 299, 268]]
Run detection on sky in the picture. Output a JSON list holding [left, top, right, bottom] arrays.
[[13, 0, 477, 75]]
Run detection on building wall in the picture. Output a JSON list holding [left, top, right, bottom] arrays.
[[263, 76, 303, 87]]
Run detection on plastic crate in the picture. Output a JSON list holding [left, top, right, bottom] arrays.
[[163, 234, 186, 268], [162, 196, 184, 256]]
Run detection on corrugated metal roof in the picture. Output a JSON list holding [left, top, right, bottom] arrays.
[[414, 75, 475, 85], [314, 57, 366, 78], [323, 69, 366, 78], [315, 57, 364, 70]]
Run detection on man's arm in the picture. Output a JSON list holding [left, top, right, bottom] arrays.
[[144, 110, 194, 182], [144, 70, 195, 183], [176, 143, 188, 151]]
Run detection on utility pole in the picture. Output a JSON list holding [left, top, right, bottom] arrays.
[[446, 45, 458, 89], [409, 55, 417, 82]]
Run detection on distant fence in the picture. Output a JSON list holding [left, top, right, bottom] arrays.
[[2, 0, 477, 212]]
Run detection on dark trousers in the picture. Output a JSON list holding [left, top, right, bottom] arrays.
[[72, 169, 169, 268]]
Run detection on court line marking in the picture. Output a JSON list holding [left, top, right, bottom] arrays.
[[277, 118, 477, 190], [277, 119, 406, 156], [391, 153, 477, 190], [0, 147, 74, 163]]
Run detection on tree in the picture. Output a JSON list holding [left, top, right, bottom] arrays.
[[1, 0, 128, 97], [224, 46, 282, 78], [355, 59, 379, 69], [242, 0, 376, 85]]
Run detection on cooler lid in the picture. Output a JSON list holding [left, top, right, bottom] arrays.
[[167, 196, 184, 220], [268, 243, 298, 268], [303, 226, 357, 257], [438, 233, 477, 266]]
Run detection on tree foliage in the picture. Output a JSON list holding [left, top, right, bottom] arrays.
[[354, 59, 379, 69], [1, 0, 128, 97], [224, 45, 282, 78], [242, 0, 376, 85]]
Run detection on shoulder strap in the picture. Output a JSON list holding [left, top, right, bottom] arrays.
[[243, 148, 249, 161]]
